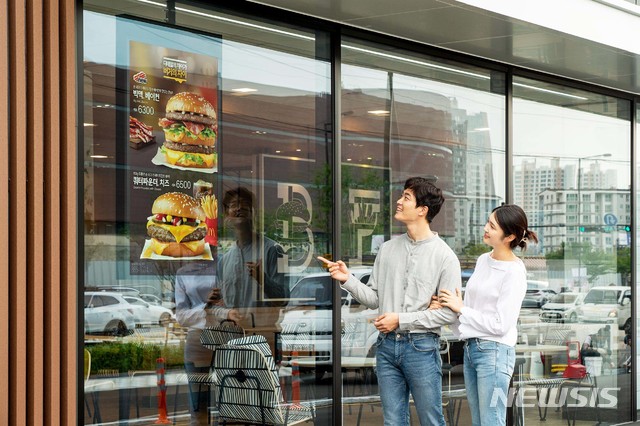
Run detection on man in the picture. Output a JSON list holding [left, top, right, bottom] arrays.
[[210, 187, 288, 350], [319, 177, 461, 426]]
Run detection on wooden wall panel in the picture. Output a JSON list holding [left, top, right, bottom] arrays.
[[10, 0, 29, 423], [44, 0, 63, 424], [0, 0, 9, 424], [28, 0, 46, 422], [2, 0, 76, 424], [61, 0, 78, 423]]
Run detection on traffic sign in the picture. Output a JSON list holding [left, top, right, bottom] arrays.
[[604, 213, 618, 226]]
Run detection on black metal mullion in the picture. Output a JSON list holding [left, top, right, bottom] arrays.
[[330, 27, 343, 426], [631, 97, 637, 421]]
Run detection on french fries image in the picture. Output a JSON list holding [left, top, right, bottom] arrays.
[[201, 194, 218, 219], [200, 195, 218, 245]]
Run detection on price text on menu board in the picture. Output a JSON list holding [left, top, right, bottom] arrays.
[[131, 170, 193, 192]]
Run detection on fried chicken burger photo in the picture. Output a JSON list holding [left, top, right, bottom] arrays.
[[158, 92, 217, 169], [146, 192, 207, 257]]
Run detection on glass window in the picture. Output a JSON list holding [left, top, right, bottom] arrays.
[[514, 76, 631, 424], [340, 37, 506, 422], [83, 2, 331, 424]]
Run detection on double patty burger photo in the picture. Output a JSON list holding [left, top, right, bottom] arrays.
[[158, 92, 217, 169], [146, 192, 207, 257]]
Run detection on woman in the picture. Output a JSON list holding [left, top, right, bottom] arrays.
[[436, 204, 537, 426]]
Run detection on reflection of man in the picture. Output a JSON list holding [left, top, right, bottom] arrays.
[[212, 187, 288, 325], [175, 261, 224, 425], [581, 325, 612, 368]]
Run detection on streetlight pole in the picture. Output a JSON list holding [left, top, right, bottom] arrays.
[[576, 153, 611, 288]]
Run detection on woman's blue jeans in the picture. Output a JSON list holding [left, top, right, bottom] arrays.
[[463, 338, 515, 426], [375, 332, 445, 426]]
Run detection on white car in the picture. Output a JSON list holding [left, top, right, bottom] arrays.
[[539, 292, 585, 323], [84, 291, 137, 336], [279, 268, 376, 371], [123, 296, 175, 326], [139, 293, 163, 306], [577, 286, 631, 331]]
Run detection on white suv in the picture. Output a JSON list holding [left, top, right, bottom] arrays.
[[577, 286, 631, 332], [84, 291, 137, 336], [279, 268, 375, 371]]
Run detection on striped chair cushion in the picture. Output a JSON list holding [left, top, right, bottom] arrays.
[[215, 335, 312, 425], [200, 323, 245, 351]]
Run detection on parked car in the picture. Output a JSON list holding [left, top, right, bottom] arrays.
[[577, 286, 631, 331], [521, 280, 556, 308], [539, 292, 585, 323], [123, 296, 175, 326], [279, 268, 375, 371], [162, 291, 176, 311], [84, 291, 137, 336], [139, 293, 163, 306]]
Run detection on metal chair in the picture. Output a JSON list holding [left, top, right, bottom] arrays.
[[440, 336, 465, 426], [215, 335, 314, 425]]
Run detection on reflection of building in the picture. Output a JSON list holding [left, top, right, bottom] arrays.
[[451, 109, 502, 252], [540, 188, 630, 254], [514, 159, 624, 254], [514, 159, 568, 234]]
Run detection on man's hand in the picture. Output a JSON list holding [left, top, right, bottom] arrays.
[[246, 260, 262, 282], [439, 288, 463, 313], [227, 309, 243, 323], [374, 313, 399, 333], [206, 288, 224, 307], [317, 256, 350, 283]]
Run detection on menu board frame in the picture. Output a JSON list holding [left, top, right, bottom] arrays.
[[115, 16, 222, 276]]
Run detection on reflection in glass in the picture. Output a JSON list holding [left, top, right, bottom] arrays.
[[340, 38, 506, 424], [514, 76, 631, 424], [83, 4, 331, 424]]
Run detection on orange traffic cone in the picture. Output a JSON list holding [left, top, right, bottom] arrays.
[[291, 351, 301, 405], [155, 357, 171, 424]]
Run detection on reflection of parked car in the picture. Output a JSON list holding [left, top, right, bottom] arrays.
[[162, 291, 176, 311], [539, 293, 584, 323], [521, 280, 556, 308], [123, 296, 175, 326], [139, 293, 163, 306], [577, 286, 631, 331], [84, 291, 137, 336], [280, 268, 374, 370]]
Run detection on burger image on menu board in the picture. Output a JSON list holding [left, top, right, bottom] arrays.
[[147, 192, 207, 257], [158, 92, 217, 169]]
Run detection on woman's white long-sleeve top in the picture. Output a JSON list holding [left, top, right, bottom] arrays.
[[455, 252, 527, 346]]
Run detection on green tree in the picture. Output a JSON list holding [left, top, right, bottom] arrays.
[[462, 242, 491, 257], [617, 246, 631, 285], [544, 242, 565, 260]]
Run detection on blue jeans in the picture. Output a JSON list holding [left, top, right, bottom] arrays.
[[375, 332, 445, 426], [463, 338, 515, 426]]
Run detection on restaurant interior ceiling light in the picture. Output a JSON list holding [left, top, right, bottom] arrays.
[[343, 44, 490, 80], [471, 127, 490, 131], [513, 82, 588, 100], [368, 110, 391, 116], [174, 5, 315, 41], [134, 0, 164, 6], [83, 123, 96, 127], [232, 87, 258, 93], [90, 155, 109, 159], [295, 148, 302, 152]]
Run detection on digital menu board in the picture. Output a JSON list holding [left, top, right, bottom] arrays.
[[116, 18, 221, 275]]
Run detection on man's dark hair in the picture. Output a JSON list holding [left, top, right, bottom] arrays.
[[222, 187, 256, 212], [404, 177, 444, 223]]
